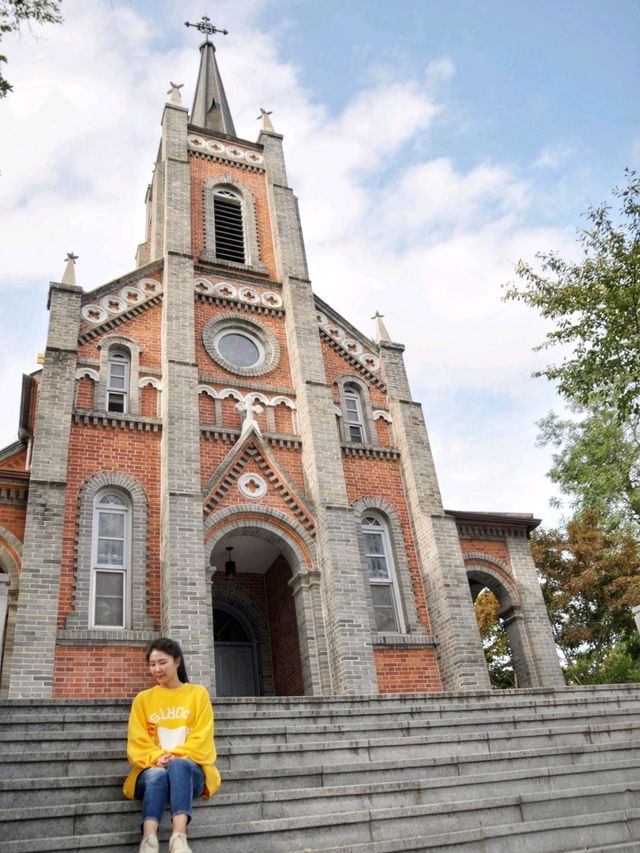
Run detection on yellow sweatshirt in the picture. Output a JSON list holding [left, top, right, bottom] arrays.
[[122, 682, 221, 800]]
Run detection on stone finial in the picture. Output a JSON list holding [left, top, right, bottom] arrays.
[[235, 398, 264, 436], [167, 81, 184, 105], [372, 310, 391, 343], [62, 252, 78, 285], [257, 107, 275, 132]]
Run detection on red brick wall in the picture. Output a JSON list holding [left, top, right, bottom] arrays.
[[78, 299, 163, 368], [459, 538, 511, 567], [57, 423, 162, 634], [75, 376, 95, 409], [343, 455, 431, 633], [374, 648, 441, 693], [189, 155, 277, 279], [265, 555, 304, 695], [53, 646, 150, 698], [0, 448, 27, 470], [139, 385, 158, 418], [0, 504, 26, 554], [194, 300, 293, 388]]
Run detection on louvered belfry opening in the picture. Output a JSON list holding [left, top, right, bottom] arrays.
[[214, 189, 245, 263]]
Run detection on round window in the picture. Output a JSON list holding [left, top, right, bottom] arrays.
[[203, 315, 280, 377], [217, 332, 261, 368]]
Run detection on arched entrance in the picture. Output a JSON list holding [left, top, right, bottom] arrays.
[[213, 604, 260, 697], [205, 509, 329, 697], [466, 560, 537, 688]]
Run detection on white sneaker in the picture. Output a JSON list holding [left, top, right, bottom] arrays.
[[139, 837, 159, 853], [169, 833, 192, 853]]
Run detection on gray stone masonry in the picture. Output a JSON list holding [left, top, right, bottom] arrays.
[[379, 339, 490, 691], [263, 130, 378, 695], [507, 535, 565, 687], [3, 686, 640, 851], [9, 282, 82, 698], [160, 99, 213, 690]]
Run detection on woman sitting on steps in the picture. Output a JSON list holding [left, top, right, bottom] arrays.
[[123, 637, 221, 853]]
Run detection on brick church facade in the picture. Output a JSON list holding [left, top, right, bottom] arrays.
[[0, 35, 563, 699]]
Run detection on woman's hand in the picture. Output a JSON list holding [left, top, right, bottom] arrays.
[[155, 753, 175, 768]]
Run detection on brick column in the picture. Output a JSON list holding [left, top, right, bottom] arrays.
[[261, 130, 378, 694], [159, 99, 213, 690], [9, 282, 82, 697], [379, 339, 490, 691], [506, 535, 564, 687]]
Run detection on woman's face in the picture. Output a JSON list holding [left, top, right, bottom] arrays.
[[148, 649, 181, 688]]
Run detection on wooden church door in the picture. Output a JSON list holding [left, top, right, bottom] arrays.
[[213, 606, 259, 696]]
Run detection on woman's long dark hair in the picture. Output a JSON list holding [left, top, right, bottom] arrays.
[[146, 637, 189, 683]]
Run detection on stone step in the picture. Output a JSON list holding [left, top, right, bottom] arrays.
[[3, 758, 640, 838], [2, 717, 639, 780], [4, 739, 640, 808], [2, 786, 640, 852], [289, 810, 640, 853], [2, 684, 640, 721], [4, 705, 639, 751], [3, 730, 639, 788]]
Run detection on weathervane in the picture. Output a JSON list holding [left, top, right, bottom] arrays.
[[184, 16, 229, 42]]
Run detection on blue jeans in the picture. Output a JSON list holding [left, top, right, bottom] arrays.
[[134, 758, 205, 826]]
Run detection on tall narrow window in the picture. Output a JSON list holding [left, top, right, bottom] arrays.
[[214, 189, 245, 263], [344, 385, 365, 443], [107, 351, 129, 413], [362, 514, 401, 632], [91, 492, 129, 628]]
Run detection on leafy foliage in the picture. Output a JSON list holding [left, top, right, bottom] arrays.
[[474, 589, 515, 689], [0, 0, 62, 98], [537, 406, 640, 529], [531, 510, 640, 684], [504, 170, 640, 421]]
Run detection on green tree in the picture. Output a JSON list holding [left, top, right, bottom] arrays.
[[537, 406, 640, 530], [1, 0, 62, 98], [504, 170, 640, 421], [531, 510, 640, 684]]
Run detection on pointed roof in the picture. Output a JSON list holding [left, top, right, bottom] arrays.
[[190, 40, 236, 136]]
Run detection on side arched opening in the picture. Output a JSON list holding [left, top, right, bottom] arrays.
[[466, 560, 536, 689]]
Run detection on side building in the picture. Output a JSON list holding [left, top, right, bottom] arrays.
[[0, 36, 563, 699]]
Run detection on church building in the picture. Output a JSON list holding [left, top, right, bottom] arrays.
[[0, 25, 563, 699]]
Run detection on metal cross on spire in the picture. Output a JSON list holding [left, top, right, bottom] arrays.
[[184, 16, 229, 42]]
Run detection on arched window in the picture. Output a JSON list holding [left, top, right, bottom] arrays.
[[107, 351, 130, 413], [344, 384, 365, 443], [91, 491, 129, 628], [361, 514, 404, 632], [213, 188, 245, 263]]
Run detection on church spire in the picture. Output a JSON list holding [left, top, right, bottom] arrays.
[[185, 17, 236, 136]]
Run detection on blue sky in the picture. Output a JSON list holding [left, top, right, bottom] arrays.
[[1, 0, 638, 525]]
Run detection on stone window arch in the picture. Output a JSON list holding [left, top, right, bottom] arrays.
[[65, 471, 152, 633], [336, 375, 375, 446], [95, 337, 142, 415], [201, 177, 267, 274], [352, 497, 422, 635]]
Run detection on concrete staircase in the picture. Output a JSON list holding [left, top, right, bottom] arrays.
[[2, 685, 640, 852]]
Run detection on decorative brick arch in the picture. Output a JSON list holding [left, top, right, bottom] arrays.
[[463, 553, 518, 612], [65, 471, 153, 632], [204, 504, 315, 573], [351, 496, 422, 634], [204, 505, 328, 695], [464, 553, 539, 688]]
